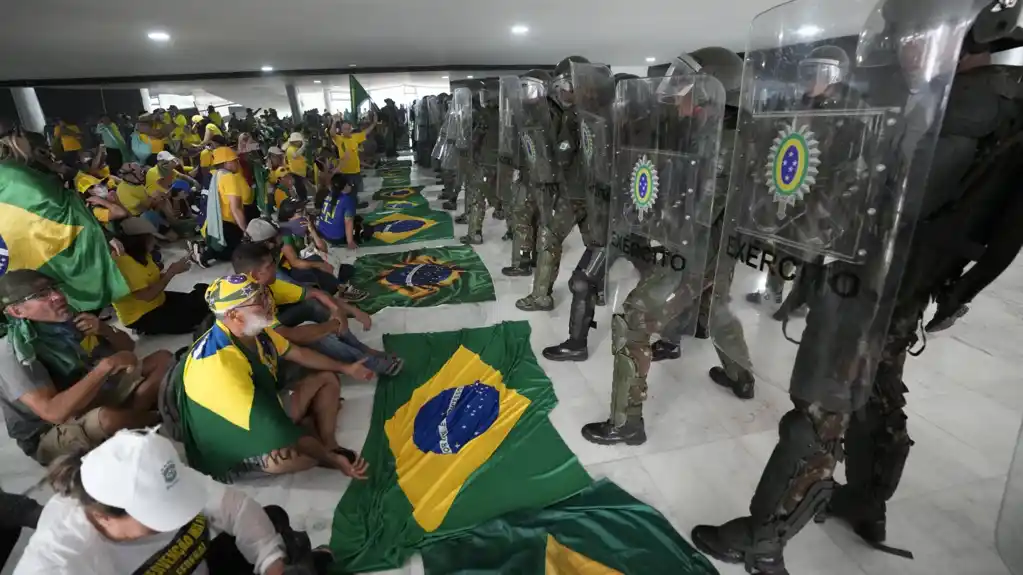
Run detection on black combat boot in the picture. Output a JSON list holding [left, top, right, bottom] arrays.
[[694, 322, 709, 339], [651, 340, 681, 362], [709, 367, 755, 399], [442, 200, 458, 211], [816, 485, 912, 558], [439, 190, 456, 201], [542, 339, 588, 362], [459, 232, 482, 245], [581, 417, 646, 446], [501, 252, 533, 277], [493, 208, 506, 220], [691, 517, 789, 575]]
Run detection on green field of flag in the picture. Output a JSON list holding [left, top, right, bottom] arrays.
[[0, 162, 129, 312], [350, 245, 495, 315], [330, 321, 591, 572], [360, 204, 453, 248], [421, 479, 719, 574]]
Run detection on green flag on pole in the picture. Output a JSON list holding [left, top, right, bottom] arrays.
[[350, 75, 373, 120], [350, 246, 495, 314], [330, 321, 591, 572]]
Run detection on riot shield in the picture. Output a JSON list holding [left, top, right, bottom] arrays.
[[518, 87, 558, 224], [605, 73, 724, 343], [498, 76, 526, 209], [415, 98, 429, 143], [453, 87, 473, 153], [571, 62, 615, 241], [708, 0, 993, 413]]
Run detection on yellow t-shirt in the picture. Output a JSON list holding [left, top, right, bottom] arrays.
[[217, 171, 254, 224], [183, 133, 202, 148], [332, 132, 366, 174], [200, 149, 213, 169], [205, 124, 223, 140], [209, 112, 223, 127], [116, 181, 150, 216], [139, 133, 166, 154], [113, 254, 166, 326], [285, 144, 307, 176], [55, 124, 83, 152], [273, 186, 288, 210], [268, 277, 307, 326]]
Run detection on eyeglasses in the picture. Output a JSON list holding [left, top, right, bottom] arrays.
[[7, 285, 61, 307]]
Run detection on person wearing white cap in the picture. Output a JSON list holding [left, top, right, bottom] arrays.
[[267, 146, 286, 171], [13, 429, 330, 574], [285, 132, 310, 202]]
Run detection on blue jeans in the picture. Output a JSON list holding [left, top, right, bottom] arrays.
[[276, 298, 332, 327], [307, 330, 392, 374]]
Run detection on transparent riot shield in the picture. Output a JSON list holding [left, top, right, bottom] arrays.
[[708, 0, 994, 413], [571, 62, 615, 242], [415, 98, 429, 143], [999, 419, 1023, 574], [434, 111, 458, 171], [517, 82, 558, 223], [605, 73, 724, 343], [453, 87, 473, 152], [497, 76, 524, 209]]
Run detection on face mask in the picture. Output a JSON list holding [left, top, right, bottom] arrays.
[[91, 185, 109, 198]]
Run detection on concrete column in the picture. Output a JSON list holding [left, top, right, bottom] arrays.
[[139, 88, 154, 112], [323, 87, 332, 113], [10, 88, 45, 133], [285, 83, 302, 120]]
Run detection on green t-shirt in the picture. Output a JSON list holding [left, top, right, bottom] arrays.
[[279, 233, 308, 270]]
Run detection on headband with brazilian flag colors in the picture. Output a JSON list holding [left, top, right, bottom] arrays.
[[205, 274, 262, 313]]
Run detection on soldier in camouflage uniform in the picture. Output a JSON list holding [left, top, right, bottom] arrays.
[[515, 56, 595, 311], [501, 70, 552, 277], [461, 79, 504, 244], [442, 88, 474, 212]]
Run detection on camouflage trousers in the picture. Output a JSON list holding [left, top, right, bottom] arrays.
[[660, 220, 752, 382], [508, 181, 539, 266], [608, 265, 703, 426], [528, 194, 601, 299], [466, 164, 503, 236]]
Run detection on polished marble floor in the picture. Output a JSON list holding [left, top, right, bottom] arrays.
[[2, 162, 1021, 575]]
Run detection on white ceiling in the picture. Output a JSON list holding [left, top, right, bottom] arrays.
[[0, 0, 868, 82]]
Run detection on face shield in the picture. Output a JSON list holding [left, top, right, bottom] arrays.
[[521, 77, 547, 102], [798, 58, 846, 92], [551, 75, 574, 108], [656, 73, 698, 116]]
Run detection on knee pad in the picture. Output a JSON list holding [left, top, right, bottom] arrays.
[[569, 269, 592, 297]]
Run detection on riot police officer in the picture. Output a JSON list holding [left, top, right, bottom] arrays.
[[515, 56, 598, 311], [690, 1, 1023, 573], [461, 79, 504, 244]]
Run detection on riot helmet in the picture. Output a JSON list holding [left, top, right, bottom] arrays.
[[799, 45, 850, 96], [661, 46, 742, 109], [521, 69, 551, 103], [551, 55, 590, 108]]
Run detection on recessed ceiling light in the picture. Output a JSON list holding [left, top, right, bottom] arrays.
[[442, 76, 449, 79], [467, 75, 474, 79], [511, 25, 529, 35], [645, 57, 657, 63], [349, 64, 357, 67], [147, 31, 170, 42], [313, 80, 322, 84], [261, 65, 274, 72]]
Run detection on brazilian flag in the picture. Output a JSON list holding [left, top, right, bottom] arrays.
[[422, 479, 719, 574], [0, 162, 129, 311], [362, 204, 453, 247], [351, 246, 495, 314], [330, 321, 591, 572], [371, 185, 425, 203], [379, 159, 412, 168]]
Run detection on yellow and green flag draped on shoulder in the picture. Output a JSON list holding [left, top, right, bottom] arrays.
[[361, 205, 454, 247], [350, 246, 495, 315], [330, 321, 591, 572], [0, 162, 129, 312], [421, 479, 720, 575]]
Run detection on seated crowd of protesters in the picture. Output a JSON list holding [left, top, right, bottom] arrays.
[[0, 106, 397, 572]]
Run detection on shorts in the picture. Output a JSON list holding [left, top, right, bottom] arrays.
[[34, 371, 144, 465]]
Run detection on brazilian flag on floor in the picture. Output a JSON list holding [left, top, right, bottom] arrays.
[[361, 204, 453, 248], [371, 185, 426, 204], [421, 479, 719, 574], [351, 245, 495, 315], [381, 172, 413, 187], [379, 159, 412, 168], [0, 162, 129, 312], [330, 321, 592, 572]]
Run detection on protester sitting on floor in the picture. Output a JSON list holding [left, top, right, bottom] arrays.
[[243, 219, 366, 301], [284, 132, 310, 202], [115, 161, 187, 239], [188, 146, 258, 269], [1, 490, 42, 570], [167, 275, 370, 482], [75, 173, 129, 226], [0, 270, 172, 466], [269, 167, 294, 210], [232, 243, 402, 377], [111, 217, 210, 335], [316, 174, 373, 249], [14, 429, 333, 574]]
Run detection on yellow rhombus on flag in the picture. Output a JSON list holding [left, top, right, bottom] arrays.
[[545, 535, 623, 575], [384, 345, 531, 532]]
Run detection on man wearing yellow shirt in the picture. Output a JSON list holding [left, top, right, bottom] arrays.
[[189, 147, 255, 268], [54, 119, 83, 165], [330, 113, 377, 199], [284, 132, 309, 202]]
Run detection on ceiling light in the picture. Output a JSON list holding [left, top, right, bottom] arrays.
[[645, 57, 656, 63], [147, 31, 170, 42], [467, 75, 474, 79], [261, 65, 274, 72], [796, 25, 822, 37], [442, 76, 449, 79], [511, 25, 529, 35], [349, 64, 357, 67]]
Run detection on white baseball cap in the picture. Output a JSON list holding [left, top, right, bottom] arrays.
[[245, 218, 279, 242], [156, 150, 177, 163], [288, 132, 304, 143], [80, 429, 206, 533]]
